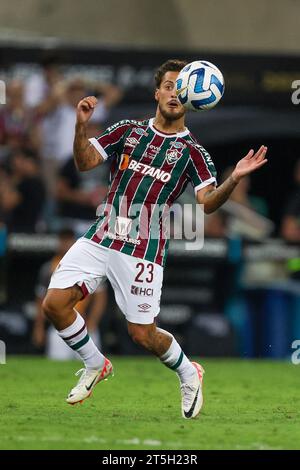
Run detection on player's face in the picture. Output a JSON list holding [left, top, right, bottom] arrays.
[[155, 71, 185, 121]]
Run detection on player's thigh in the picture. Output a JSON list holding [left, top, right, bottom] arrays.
[[107, 250, 163, 325], [49, 238, 108, 298]]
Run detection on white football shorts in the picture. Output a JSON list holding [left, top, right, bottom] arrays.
[[48, 237, 163, 325]]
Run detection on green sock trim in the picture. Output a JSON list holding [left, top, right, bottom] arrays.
[[169, 351, 184, 370], [71, 334, 90, 351]]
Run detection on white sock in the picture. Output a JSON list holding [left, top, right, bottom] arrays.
[[57, 310, 105, 370], [90, 329, 101, 350], [160, 336, 196, 384]]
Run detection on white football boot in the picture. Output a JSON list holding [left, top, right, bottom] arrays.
[[180, 362, 205, 419], [66, 357, 113, 405]]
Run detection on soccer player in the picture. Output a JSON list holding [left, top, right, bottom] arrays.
[[42, 59, 268, 418]]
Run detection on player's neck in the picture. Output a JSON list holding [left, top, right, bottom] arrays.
[[153, 114, 186, 135]]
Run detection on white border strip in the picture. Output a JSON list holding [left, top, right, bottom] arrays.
[[89, 137, 109, 161], [149, 118, 189, 138], [194, 177, 216, 194]]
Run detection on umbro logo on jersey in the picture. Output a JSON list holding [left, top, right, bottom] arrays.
[[125, 137, 140, 148], [131, 285, 154, 297], [138, 303, 151, 312]]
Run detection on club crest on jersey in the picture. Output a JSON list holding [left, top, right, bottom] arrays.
[[166, 148, 181, 165]]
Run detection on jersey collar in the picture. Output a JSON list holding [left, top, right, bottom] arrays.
[[149, 118, 189, 138]]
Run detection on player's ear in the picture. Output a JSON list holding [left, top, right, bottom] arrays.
[[155, 88, 159, 102]]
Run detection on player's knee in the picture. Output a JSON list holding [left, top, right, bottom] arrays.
[[42, 293, 60, 320], [42, 286, 83, 321], [128, 324, 154, 350]]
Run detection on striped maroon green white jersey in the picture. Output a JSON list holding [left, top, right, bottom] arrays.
[[84, 118, 217, 266]]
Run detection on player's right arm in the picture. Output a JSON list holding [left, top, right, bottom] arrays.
[[196, 146, 268, 214], [74, 96, 105, 171]]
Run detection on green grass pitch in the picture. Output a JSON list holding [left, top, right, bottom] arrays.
[[1, 357, 300, 450]]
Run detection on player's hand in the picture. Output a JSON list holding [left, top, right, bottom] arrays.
[[232, 145, 268, 183], [76, 96, 98, 124]]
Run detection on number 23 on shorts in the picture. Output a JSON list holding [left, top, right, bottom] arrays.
[[134, 262, 154, 283]]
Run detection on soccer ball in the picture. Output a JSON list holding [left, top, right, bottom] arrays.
[[176, 60, 225, 111]]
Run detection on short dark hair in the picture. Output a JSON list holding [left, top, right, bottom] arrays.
[[154, 59, 187, 88]]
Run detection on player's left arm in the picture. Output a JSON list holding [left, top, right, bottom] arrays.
[[197, 145, 268, 214]]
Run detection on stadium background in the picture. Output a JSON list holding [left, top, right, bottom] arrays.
[[0, 0, 299, 362], [1, 0, 300, 453]]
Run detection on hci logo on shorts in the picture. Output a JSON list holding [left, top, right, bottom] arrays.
[[115, 216, 132, 236], [131, 285, 154, 297]]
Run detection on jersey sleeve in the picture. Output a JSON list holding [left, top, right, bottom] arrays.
[[187, 144, 217, 193], [88, 120, 131, 161]]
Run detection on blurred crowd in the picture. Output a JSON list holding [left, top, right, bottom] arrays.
[[205, 160, 300, 243], [0, 56, 122, 236], [0, 56, 299, 245]]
